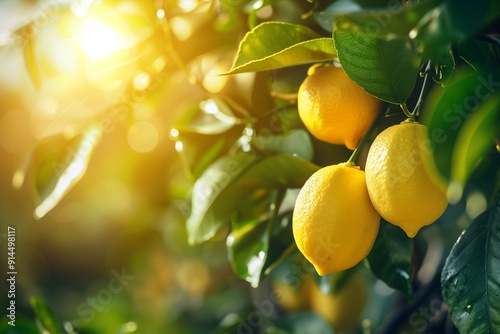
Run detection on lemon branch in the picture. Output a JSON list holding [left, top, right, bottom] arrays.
[[347, 107, 386, 165]]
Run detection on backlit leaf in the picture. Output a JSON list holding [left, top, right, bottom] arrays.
[[452, 92, 500, 185], [422, 69, 500, 189], [187, 153, 259, 245], [32, 124, 102, 219], [225, 22, 336, 75]]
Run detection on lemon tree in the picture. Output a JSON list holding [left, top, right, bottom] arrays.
[[2, 0, 500, 333]]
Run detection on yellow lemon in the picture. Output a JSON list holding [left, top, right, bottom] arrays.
[[297, 64, 382, 150], [292, 163, 380, 275], [365, 119, 448, 238], [310, 274, 367, 332]]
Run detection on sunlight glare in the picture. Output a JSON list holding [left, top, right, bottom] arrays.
[[80, 19, 123, 59]]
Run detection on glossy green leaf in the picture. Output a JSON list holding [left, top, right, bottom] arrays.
[[333, 30, 420, 103], [255, 129, 314, 161], [32, 124, 102, 219], [13, 125, 102, 219], [317, 0, 438, 36], [187, 153, 259, 245], [422, 69, 500, 188], [188, 154, 319, 245], [30, 297, 64, 334], [177, 98, 240, 135], [238, 154, 320, 189], [441, 193, 500, 333], [262, 211, 296, 276], [412, 0, 496, 61], [172, 125, 244, 179], [452, 93, 500, 185], [228, 204, 295, 287], [366, 219, 414, 300], [227, 217, 269, 287], [225, 22, 336, 75]]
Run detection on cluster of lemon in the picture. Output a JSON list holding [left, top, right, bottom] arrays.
[[293, 64, 448, 276]]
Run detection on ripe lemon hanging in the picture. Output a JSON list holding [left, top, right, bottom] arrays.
[[365, 119, 448, 238], [297, 64, 382, 150], [292, 163, 380, 276]]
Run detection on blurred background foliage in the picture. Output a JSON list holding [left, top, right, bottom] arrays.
[[0, 0, 499, 333]]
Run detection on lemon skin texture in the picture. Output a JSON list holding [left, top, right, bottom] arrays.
[[298, 65, 382, 150], [365, 120, 448, 238], [292, 163, 380, 276]]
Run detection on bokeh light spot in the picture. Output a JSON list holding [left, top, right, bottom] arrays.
[[170, 17, 192, 41], [466, 191, 487, 219], [127, 121, 159, 153], [203, 67, 227, 93], [133, 71, 151, 91], [178, 0, 198, 12]]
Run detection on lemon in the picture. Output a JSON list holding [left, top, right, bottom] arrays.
[[272, 277, 311, 313], [297, 64, 382, 150], [292, 163, 380, 275], [365, 119, 448, 238], [310, 274, 367, 331]]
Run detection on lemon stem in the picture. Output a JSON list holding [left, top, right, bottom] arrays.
[[412, 60, 432, 116], [400, 102, 414, 119], [347, 107, 385, 165]]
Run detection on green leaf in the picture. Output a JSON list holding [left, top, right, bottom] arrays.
[[30, 297, 64, 334], [227, 217, 270, 287], [238, 154, 320, 189], [366, 219, 414, 300], [227, 203, 295, 287], [317, 0, 438, 36], [422, 69, 500, 189], [172, 125, 244, 179], [13, 125, 102, 219], [412, 0, 494, 61], [178, 98, 240, 135], [441, 193, 500, 333], [452, 92, 500, 185], [333, 30, 420, 103], [31, 124, 102, 219], [187, 154, 319, 245], [225, 22, 336, 75], [187, 153, 259, 245], [255, 129, 314, 161]]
